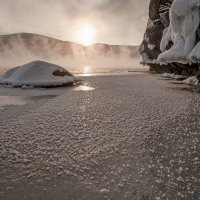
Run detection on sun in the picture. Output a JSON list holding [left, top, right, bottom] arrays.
[[76, 24, 95, 46]]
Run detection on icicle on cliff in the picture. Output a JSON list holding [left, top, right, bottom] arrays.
[[140, 0, 200, 78]]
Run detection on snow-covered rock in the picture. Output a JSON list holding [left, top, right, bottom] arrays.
[[183, 76, 199, 86], [140, 0, 200, 80], [0, 61, 81, 88], [158, 0, 200, 63]]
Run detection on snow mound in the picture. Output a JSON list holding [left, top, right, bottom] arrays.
[[162, 73, 186, 80], [183, 76, 199, 86], [0, 61, 81, 88]]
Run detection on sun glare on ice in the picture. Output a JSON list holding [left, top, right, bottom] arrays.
[[83, 65, 93, 74], [76, 24, 95, 46]]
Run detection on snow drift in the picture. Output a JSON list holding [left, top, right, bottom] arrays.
[[0, 61, 80, 88]]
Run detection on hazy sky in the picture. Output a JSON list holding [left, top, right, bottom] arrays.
[[0, 0, 149, 45]]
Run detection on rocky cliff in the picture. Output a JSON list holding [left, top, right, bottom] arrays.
[[140, 0, 200, 78]]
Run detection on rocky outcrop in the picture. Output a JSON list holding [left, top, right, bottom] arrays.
[[140, 0, 200, 79]]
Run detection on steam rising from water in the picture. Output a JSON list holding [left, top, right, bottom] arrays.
[[0, 33, 142, 74], [0, 0, 149, 74]]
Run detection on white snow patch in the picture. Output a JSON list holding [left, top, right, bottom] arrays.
[[162, 73, 187, 80], [0, 61, 80, 88], [147, 19, 154, 29], [148, 44, 156, 50], [183, 76, 199, 86], [140, 53, 159, 65]]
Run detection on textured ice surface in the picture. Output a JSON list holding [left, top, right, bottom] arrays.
[[0, 74, 200, 199]]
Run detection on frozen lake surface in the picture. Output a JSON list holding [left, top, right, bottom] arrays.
[[0, 74, 199, 199]]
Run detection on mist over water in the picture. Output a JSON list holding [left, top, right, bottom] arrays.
[[0, 0, 149, 76], [0, 56, 143, 76], [0, 33, 144, 76]]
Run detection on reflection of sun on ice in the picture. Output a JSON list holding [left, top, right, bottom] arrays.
[[76, 24, 95, 46], [83, 65, 93, 75]]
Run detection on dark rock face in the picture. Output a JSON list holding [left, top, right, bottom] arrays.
[[140, 0, 172, 63], [140, 0, 200, 78], [140, 19, 164, 62], [53, 70, 73, 77]]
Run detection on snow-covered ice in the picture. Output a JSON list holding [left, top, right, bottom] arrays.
[[0, 74, 200, 199], [0, 60, 80, 88]]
